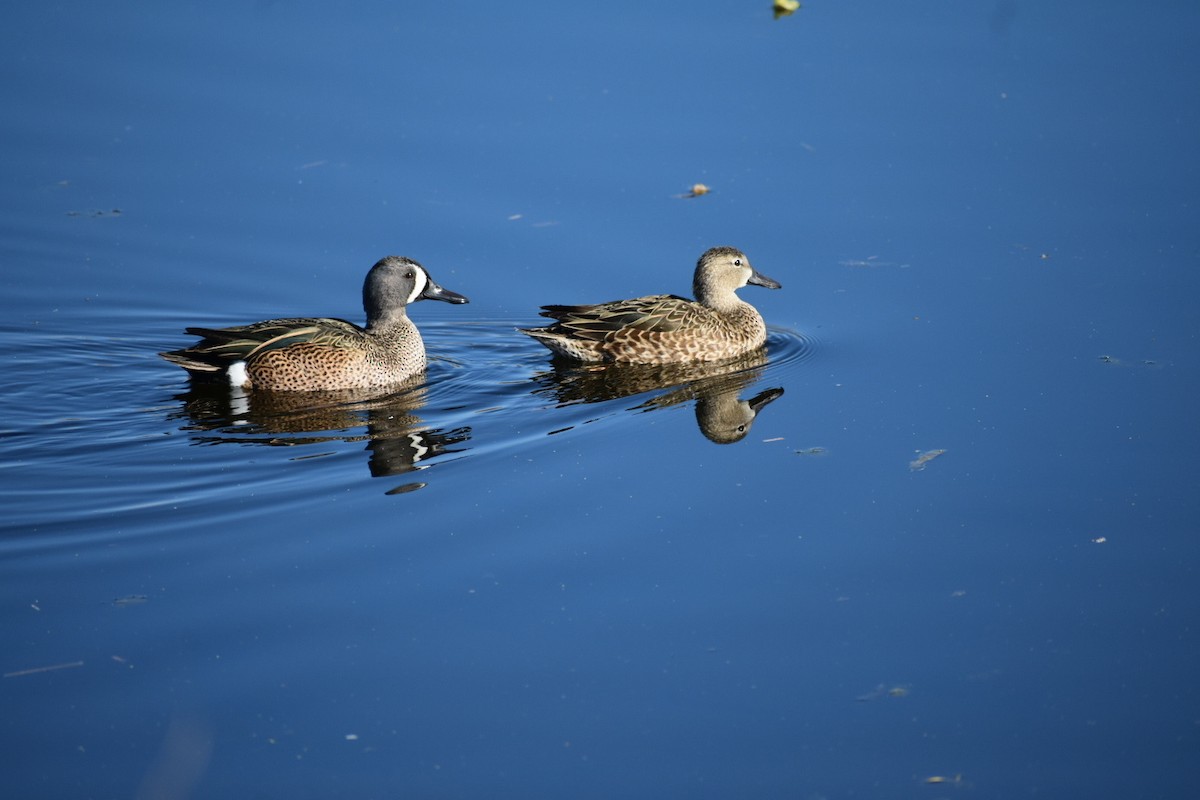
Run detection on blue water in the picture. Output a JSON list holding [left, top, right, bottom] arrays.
[[3, 2, 1199, 798]]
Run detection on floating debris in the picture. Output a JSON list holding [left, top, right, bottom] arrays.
[[385, 482, 426, 496], [774, 0, 801, 19], [839, 256, 910, 269], [112, 595, 149, 606], [855, 683, 910, 702], [909, 448, 947, 471], [676, 183, 710, 199], [923, 774, 964, 786], [4, 660, 85, 678], [1097, 354, 1160, 369], [795, 446, 828, 456]]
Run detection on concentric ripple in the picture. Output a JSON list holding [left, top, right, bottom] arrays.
[[0, 311, 827, 542]]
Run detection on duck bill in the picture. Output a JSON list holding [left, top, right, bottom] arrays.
[[422, 279, 470, 304], [748, 387, 784, 413], [748, 269, 782, 290]]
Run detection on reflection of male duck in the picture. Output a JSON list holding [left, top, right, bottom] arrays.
[[168, 383, 469, 486], [531, 350, 783, 444]]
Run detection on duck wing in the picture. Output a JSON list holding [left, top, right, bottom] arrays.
[[539, 295, 697, 341], [162, 317, 365, 372]]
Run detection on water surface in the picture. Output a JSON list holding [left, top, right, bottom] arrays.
[[2, 2, 1198, 798]]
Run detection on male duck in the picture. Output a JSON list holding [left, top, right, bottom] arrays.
[[520, 246, 781, 364], [160, 255, 469, 390]]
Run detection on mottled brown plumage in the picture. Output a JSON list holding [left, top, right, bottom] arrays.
[[160, 256, 468, 390], [520, 246, 781, 364]]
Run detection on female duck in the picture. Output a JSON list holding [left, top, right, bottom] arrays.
[[160, 255, 468, 390], [520, 246, 781, 364]]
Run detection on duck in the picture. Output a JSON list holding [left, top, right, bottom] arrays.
[[160, 255, 468, 390], [519, 246, 781, 363]]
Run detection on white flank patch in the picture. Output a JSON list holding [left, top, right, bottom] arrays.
[[226, 360, 249, 388], [405, 266, 429, 305]]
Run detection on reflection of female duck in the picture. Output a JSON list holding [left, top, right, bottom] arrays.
[[531, 351, 783, 444], [691, 385, 783, 444]]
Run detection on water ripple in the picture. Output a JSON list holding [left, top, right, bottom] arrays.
[[425, 316, 814, 447], [0, 312, 819, 543]]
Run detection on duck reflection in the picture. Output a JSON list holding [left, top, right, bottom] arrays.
[[167, 381, 470, 489], [531, 350, 783, 444]]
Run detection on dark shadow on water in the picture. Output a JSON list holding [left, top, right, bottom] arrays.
[[167, 381, 470, 491], [530, 349, 784, 444]]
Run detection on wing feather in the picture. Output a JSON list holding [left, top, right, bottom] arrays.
[[538, 295, 701, 342], [162, 317, 366, 372]]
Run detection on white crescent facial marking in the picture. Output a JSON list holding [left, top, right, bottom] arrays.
[[405, 266, 429, 305]]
